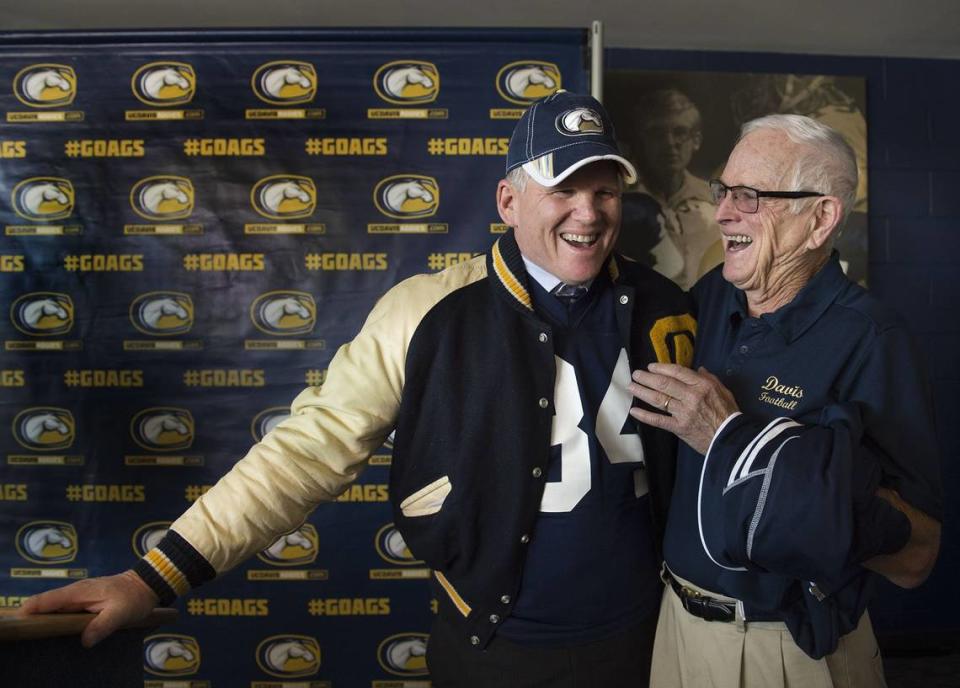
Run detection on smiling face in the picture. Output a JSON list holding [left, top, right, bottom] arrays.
[[497, 161, 622, 285], [715, 129, 838, 314]]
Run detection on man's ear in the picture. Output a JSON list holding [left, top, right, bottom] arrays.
[[497, 179, 518, 227], [806, 196, 843, 250]]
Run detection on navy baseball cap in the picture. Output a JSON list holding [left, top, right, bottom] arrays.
[[505, 90, 637, 187]]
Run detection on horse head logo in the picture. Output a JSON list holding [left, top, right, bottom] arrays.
[[373, 175, 439, 220], [12, 178, 74, 221], [131, 177, 194, 220], [375, 524, 422, 566], [374, 61, 439, 104], [556, 107, 604, 136], [14, 64, 77, 107], [11, 293, 74, 337], [255, 636, 321, 678], [131, 408, 195, 452], [496, 62, 561, 105], [251, 175, 317, 220], [130, 292, 194, 336], [250, 291, 316, 336], [377, 633, 429, 676], [144, 634, 201, 676], [13, 407, 75, 451], [132, 62, 196, 106], [252, 61, 317, 105], [16, 521, 78, 564]]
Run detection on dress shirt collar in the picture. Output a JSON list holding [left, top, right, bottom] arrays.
[[521, 256, 594, 294]]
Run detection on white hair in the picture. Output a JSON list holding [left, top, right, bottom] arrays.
[[739, 114, 858, 227], [505, 166, 528, 192]]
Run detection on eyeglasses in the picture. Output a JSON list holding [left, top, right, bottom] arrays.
[[708, 179, 824, 214]]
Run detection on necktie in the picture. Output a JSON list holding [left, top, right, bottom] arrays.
[[552, 282, 589, 305]]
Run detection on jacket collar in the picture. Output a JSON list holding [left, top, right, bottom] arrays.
[[488, 229, 621, 313]]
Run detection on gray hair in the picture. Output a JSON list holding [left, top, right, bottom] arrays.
[[505, 166, 528, 192], [739, 113, 858, 227]]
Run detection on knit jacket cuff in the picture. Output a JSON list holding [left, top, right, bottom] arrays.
[[132, 530, 217, 605]]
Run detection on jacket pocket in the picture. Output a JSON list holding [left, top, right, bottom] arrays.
[[399, 475, 451, 517]]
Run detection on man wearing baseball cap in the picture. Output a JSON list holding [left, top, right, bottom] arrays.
[[20, 91, 693, 687]]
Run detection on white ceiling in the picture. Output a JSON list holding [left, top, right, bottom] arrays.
[[1, 0, 958, 59]]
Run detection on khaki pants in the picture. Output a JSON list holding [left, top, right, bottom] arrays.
[[651, 576, 887, 688]]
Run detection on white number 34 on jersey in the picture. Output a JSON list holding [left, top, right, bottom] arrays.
[[541, 349, 647, 513]]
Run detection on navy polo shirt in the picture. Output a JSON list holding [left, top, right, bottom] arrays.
[[664, 254, 942, 615]]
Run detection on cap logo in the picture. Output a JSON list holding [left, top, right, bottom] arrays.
[[556, 108, 603, 136]]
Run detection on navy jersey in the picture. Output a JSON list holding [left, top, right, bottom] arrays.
[[663, 255, 942, 656], [498, 276, 661, 644]]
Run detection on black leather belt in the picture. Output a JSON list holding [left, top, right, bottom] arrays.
[[664, 569, 736, 623]]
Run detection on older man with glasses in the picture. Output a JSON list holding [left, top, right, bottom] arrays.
[[629, 114, 942, 687]]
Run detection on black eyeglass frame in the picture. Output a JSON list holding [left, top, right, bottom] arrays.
[[708, 179, 825, 214]]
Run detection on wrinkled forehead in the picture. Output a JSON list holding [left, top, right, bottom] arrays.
[[723, 129, 799, 187]]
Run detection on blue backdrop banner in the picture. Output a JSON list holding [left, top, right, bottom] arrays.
[[0, 28, 588, 686]]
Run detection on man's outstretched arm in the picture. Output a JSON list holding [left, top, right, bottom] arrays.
[[13, 269, 461, 646]]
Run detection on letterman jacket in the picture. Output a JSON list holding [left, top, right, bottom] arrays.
[[134, 230, 695, 649]]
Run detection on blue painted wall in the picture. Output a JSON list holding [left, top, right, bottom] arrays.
[[608, 47, 960, 640]]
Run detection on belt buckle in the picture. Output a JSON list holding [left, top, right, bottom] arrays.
[[668, 570, 735, 624], [660, 562, 737, 623]]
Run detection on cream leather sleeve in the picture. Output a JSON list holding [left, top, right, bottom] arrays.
[[167, 257, 487, 575]]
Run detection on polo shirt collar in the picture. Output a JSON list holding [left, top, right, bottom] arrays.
[[726, 252, 848, 343]]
